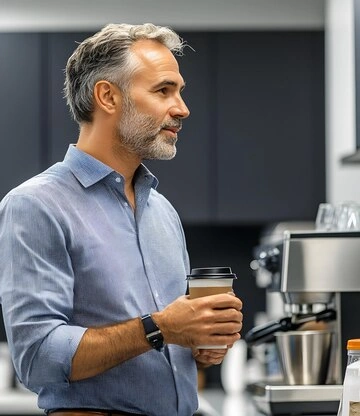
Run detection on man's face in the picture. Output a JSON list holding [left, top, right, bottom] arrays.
[[116, 39, 190, 160]]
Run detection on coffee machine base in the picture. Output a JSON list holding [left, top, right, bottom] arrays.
[[246, 382, 342, 415]]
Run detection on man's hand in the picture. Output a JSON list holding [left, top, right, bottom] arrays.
[[192, 346, 232, 368], [153, 293, 243, 349]]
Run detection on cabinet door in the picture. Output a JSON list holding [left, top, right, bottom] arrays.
[[216, 32, 325, 223], [0, 34, 42, 197], [146, 33, 214, 223], [47, 33, 92, 164]]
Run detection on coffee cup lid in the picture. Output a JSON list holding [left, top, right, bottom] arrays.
[[186, 266, 237, 280]]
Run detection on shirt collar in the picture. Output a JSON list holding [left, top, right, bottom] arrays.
[[63, 144, 158, 189]]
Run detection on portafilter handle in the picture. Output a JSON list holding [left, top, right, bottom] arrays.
[[244, 318, 293, 346], [244, 308, 337, 346]]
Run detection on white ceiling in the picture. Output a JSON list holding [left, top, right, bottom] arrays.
[[0, 0, 325, 32]]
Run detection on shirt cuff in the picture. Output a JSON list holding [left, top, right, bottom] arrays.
[[27, 324, 87, 388]]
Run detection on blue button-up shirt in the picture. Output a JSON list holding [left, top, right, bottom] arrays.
[[0, 145, 197, 416]]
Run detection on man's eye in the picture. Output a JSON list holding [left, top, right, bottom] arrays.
[[158, 88, 167, 95]]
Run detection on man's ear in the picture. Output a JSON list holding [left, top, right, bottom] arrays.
[[93, 81, 120, 115]]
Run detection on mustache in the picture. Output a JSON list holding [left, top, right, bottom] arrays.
[[160, 119, 182, 131]]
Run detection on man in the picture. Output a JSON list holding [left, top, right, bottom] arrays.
[[0, 23, 243, 416]]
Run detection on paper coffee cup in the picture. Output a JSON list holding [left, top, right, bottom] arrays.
[[187, 266, 237, 349]]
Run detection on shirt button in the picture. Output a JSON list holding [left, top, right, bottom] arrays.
[[115, 177, 121, 183], [173, 365, 177, 372], [154, 291, 159, 298], [124, 202, 128, 207]]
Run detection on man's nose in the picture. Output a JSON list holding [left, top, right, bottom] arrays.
[[170, 97, 190, 119]]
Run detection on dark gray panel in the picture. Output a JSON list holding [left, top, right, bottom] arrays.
[[0, 34, 42, 197], [47, 32, 92, 164], [216, 32, 325, 223], [355, 0, 360, 150]]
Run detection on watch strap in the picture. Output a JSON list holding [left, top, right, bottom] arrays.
[[141, 314, 164, 351]]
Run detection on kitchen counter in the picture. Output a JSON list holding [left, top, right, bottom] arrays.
[[198, 389, 259, 416], [199, 386, 341, 416]]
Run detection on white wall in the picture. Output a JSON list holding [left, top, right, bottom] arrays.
[[0, 0, 324, 31], [325, 0, 360, 204]]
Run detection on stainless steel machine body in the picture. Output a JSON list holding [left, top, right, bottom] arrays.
[[247, 230, 360, 415]]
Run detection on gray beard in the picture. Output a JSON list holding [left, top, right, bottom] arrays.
[[116, 96, 179, 160]]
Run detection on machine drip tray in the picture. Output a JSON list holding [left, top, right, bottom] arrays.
[[246, 382, 342, 415]]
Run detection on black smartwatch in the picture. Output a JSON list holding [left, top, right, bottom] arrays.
[[141, 314, 164, 351]]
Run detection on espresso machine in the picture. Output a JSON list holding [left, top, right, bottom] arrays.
[[245, 227, 360, 415]]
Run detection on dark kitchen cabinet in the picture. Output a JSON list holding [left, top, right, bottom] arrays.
[[0, 33, 44, 343], [0, 34, 42, 198], [46, 33, 92, 165], [216, 32, 325, 223]]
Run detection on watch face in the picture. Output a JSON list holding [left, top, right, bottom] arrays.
[[148, 334, 164, 350]]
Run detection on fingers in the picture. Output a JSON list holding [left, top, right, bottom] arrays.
[[197, 348, 228, 357], [209, 332, 241, 345], [194, 347, 230, 366], [155, 293, 243, 349], [212, 308, 243, 324], [196, 302, 243, 332], [207, 321, 243, 336], [201, 293, 243, 311], [189, 295, 243, 348]]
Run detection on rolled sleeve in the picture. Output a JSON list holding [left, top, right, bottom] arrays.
[[0, 192, 86, 390]]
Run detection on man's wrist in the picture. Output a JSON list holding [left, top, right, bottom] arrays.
[[141, 314, 164, 351]]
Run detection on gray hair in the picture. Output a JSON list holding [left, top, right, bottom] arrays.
[[64, 23, 186, 124]]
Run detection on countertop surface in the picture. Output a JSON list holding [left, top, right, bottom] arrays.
[[199, 389, 259, 416], [0, 389, 42, 414]]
